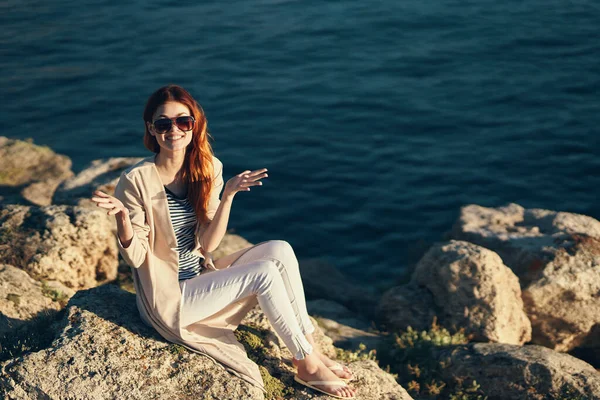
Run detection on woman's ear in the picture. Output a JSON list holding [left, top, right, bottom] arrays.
[[146, 121, 154, 136]]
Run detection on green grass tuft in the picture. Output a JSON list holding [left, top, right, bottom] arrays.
[[376, 317, 488, 400]]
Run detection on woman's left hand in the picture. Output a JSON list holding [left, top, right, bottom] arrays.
[[223, 168, 268, 199], [200, 249, 217, 271]]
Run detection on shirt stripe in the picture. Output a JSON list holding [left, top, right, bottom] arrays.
[[164, 186, 205, 281]]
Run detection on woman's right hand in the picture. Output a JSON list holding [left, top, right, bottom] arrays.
[[91, 190, 130, 217], [223, 168, 268, 199]]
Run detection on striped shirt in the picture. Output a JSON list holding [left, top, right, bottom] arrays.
[[164, 185, 206, 281]]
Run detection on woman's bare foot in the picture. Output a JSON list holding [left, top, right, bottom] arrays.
[[295, 354, 357, 398], [293, 349, 353, 380]]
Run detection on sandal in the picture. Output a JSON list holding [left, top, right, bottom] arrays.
[[328, 363, 353, 382], [294, 375, 356, 399]]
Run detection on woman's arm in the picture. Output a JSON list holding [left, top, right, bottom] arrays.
[[198, 159, 268, 253], [92, 172, 150, 269], [198, 192, 234, 254]]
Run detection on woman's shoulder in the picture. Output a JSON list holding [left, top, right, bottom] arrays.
[[120, 156, 156, 179]]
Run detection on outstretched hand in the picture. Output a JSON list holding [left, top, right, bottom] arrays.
[[223, 168, 268, 199], [90, 190, 129, 217]]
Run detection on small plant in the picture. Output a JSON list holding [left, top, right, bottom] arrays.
[[336, 342, 378, 363], [235, 324, 295, 399], [40, 280, 70, 307], [168, 343, 187, 356], [377, 317, 487, 400]]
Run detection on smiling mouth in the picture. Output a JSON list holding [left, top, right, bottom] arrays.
[[166, 136, 184, 141]]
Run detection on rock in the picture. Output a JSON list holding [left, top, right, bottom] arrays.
[[0, 264, 73, 337], [307, 299, 383, 351], [299, 258, 377, 316], [0, 284, 264, 400], [0, 284, 411, 400], [53, 157, 144, 208], [412, 241, 531, 345], [0, 204, 118, 290], [377, 282, 438, 332], [432, 343, 600, 399], [0, 137, 74, 206], [379, 241, 531, 345], [292, 359, 413, 400], [451, 204, 600, 354], [451, 203, 600, 284], [213, 233, 254, 259]]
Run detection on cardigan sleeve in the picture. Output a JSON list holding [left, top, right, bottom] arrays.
[[113, 171, 151, 269], [195, 156, 224, 252], [206, 156, 224, 221]]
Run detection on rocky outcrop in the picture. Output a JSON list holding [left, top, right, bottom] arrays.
[[432, 343, 600, 400], [0, 264, 74, 337], [451, 204, 600, 353], [0, 137, 74, 206], [379, 241, 531, 345], [0, 284, 412, 400], [0, 204, 118, 289], [299, 258, 377, 316], [307, 299, 382, 351], [53, 157, 144, 208]]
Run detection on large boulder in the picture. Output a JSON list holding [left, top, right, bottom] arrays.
[[0, 284, 264, 399], [378, 241, 531, 345], [432, 343, 600, 400], [0, 137, 74, 206], [451, 203, 600, 284], [0, 264, 74, 338], [1, 284, 411, 399], [53, 157, 144, 208], [0, 204, 117, 289], [451, 204, 600, 354]]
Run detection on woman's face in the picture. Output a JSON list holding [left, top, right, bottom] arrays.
[[147, 101, 194, 154]]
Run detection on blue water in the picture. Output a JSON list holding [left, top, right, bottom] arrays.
[[2, 0, 599, 293]]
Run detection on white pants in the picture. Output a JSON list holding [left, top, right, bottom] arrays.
[[179, 240, 315, 360]]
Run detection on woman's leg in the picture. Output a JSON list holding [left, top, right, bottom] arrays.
[[223, 240, 315, 335], [180, 257, 313, 360], [222, 240, 353, 379], [182, 253, 356, 398]]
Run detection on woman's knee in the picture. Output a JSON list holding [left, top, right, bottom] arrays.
[[251, 259, 281, 292], [264, 240, 298, 266]]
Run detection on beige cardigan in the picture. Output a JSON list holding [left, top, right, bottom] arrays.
[[113, 154, 266, 394]]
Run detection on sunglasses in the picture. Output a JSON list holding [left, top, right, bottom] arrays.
[[151, 116, 196, 134]]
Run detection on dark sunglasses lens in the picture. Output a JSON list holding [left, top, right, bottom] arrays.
[[153, 119, 172, 133], [176, 116, 195, 131]]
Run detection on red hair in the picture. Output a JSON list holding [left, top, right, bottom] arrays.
[[143, 84, 215, 225]]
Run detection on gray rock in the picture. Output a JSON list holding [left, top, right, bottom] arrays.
[[0, 136, 74, 206], [432, 343, 600, 400], [0, 284, 264, 400], [451, 204, 600, 353], [307, 299, 383, 351], [0, 204, 118, 290], [299, 258, 377, 316], [377, 282, 439, 333], [0, 284, 412, 400], [412, 240, 531, 345], [0, 264, 73, 337], [53, 157, 144, 208], [379, 241, 531, 345]]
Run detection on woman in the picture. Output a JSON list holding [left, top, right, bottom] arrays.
[[90, 85, 357, 399]]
